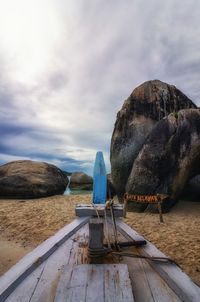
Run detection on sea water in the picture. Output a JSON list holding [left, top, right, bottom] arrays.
[[64, 176, 92, 195], [64, 189, 93, 195]]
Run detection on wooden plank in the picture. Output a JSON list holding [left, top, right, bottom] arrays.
[[141, 260, 181, 302], [53, 265, 74, 302], [96, 220, 180, 302], [114, 218, 200, 302], [29, 224, 90, 302], [0, 217, 90, 302], [28, 238, 74, 302], [54, 265, 89, 302], [4, 224, 90, 302], [106, 221, 155, 302], [67, 224, 89, 265], [157, 201, 164, 223], [76, 204, 123, 217], [85, 265, 104, 302], [54, 264, 134, 302], [120, 250, 181, 302], [3, 263, 46, 302], [104, 264, 135, 302], [111, 221, 180, 302], [120, 256, 155, 302]]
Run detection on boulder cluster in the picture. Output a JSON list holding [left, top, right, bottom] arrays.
[[110, 80, 200, 211]]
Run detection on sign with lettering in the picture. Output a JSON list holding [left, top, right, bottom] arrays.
[[123, 193, 169, 223], [123, 193, 162, 203]]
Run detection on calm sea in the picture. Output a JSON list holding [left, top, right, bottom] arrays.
[[64, 188, 93, 195]]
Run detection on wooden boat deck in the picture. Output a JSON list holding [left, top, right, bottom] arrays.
[[0, 217, 199, 302]]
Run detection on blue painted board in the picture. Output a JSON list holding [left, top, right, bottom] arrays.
[[93, 152, 107, 204]]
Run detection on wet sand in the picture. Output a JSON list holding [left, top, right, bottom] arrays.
[[0, 195, 199, 286]]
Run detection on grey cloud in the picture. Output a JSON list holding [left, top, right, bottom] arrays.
[[47, 72, 69, 91], [0, 0, 200, 175]]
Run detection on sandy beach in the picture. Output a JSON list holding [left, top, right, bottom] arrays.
[[0, 194, 199, 286]]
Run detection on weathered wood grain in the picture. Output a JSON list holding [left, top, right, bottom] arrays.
[[85, 265, 104, 302], [4, 224, 90, 302], [0, 217, 90, 302], [114, 218, 200, 302], [29, 237, 75, 302], [1, 216, 198, 302], [104, 264, 135, 302], [54, 264, 134, 302], [141, 260, 181, 302], [108, 219, 183, 301], [121, 256, 155, 302], [76, 204, 124, 217], [53, 265, 74, 302], [67, 224, 89, 265], [29, 224, 90, 302], [89, 218, 104, 249], [3, 263, 46, 302]]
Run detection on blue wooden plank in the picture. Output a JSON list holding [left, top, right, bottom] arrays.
[[93, 152, 107, 204]]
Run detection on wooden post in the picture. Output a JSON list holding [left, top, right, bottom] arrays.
[[157, 201, 164, 223], [89, 218, 104, 263], [123, 199, 127, 218]]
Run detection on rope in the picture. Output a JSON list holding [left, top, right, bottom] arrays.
[[88, 247, 112, 259], [88, 247, 178, 266], [89, 200, 178, 266], [111, 251, 179, 266], [92, 203, 101, 223], [109, 200, 120, 251], [104, 207, 111, 249]]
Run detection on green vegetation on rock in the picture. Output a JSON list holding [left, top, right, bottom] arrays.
[[173, 112, 178, 119], [63, 171, 72, 176]]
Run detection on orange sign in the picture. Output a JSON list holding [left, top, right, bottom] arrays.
[[123, 193, 164, 203]]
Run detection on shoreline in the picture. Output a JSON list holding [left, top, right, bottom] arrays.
[[0, 195, 199, 286]]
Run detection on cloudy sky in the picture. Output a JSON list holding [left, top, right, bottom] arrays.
[[0, 0, 200, 175]]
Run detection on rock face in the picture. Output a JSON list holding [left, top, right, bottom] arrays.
[[126, 109, 200, 211], [0, 160, 69, 198], [110, 80, 197, 196], [181, 175, 200, 200], [107, 173, 116, 198], [69, 171, 93, 190]]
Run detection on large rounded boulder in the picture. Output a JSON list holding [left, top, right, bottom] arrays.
[[0, 160, 68, 198], [181, 175, 200, 200], [69, 171, 93, 190], [126, 109, 200, 212], [110, 80, 197, 196]]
